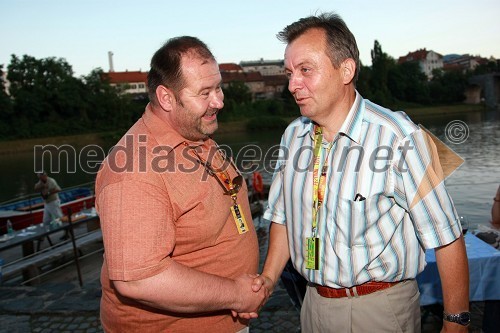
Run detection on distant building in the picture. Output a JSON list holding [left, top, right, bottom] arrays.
[[443, 54, 489, 72], [219, 63, 244, 73], [219, 61, 287, 100], [398, 49, 443, 79], [262, 75, 288, 99], [101, 59, 288, 101], [219, 66, 266, 100], [240, 59, 285, 76], [101, 71, 148, 95]]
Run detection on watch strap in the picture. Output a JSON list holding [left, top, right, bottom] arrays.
[[443, 311, 471, 326]]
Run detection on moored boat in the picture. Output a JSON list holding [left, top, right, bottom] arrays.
[[0, 186, 94, 233]]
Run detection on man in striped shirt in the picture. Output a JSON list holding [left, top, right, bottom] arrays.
[[250, 13, 469, 332]]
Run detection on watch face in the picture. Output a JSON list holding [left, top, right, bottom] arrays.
[[459, 312, 471, 325]]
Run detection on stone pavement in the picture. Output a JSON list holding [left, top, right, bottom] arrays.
[[0, 220, 486, 332]]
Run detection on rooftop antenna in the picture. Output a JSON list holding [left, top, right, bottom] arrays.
[[108, 51, 114, 72]]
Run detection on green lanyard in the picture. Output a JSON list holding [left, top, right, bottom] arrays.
[[306, 126, 332, 270], [311, 126, 332, 237]]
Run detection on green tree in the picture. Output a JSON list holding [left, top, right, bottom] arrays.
[[356, 64, 373, 100], [280, 87, 299, 116], [218, 81, 252, 121], [223, 81, 252, 105], [429, 68, 466, 104], [473, 59, 500, 75], [388, 62, 430, 104], [369, 40, 395, 105], [7, 54, 82, 136], [4, 54, 142, 139], [0, 65, 13, 138], [82, 68, 142, 130]]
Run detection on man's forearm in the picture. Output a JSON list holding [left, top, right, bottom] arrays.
[[113, 260, 265, 314], [262, 222, 290, 285], [34, 182, 43, 191], [435, 236, 469, 331]]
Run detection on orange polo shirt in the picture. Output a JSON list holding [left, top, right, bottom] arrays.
[[95, 105, 259, 332]]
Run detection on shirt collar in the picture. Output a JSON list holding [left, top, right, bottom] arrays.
[[298, 90, 364, 144], [297, 117, 314, 138], [338, 90, 364, 144]]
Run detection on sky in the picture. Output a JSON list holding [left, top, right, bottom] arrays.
[[1, 0, 500, 77]]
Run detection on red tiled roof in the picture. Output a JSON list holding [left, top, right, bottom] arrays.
[[263, 74, 288, 86], [102, 71, 148, 83], [221, 71, 263, 83], [219, 63, 243, 72], [398, 49, 443, 64], [476, 57, 489, 65], [398, 49, 428, 63], [443, 63, 462, 71]]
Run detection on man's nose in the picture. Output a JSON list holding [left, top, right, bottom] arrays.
[[210, 92, 224, 109], [288, 74, 302, 93]]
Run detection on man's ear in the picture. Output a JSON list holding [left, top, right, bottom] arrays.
[[156, 85, 175, 111], [341, 58, 356, 85]]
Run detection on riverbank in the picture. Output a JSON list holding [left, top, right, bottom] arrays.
[[0, 122, 249, 155], [405, 103, 487, 117], [0, 104, 488, 155]]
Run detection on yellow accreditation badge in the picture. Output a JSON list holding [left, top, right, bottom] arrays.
[[230, 204, 248, 234], [305, 237, 320, 270]]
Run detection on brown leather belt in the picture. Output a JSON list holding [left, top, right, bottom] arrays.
[[315, 281, 402, 298]]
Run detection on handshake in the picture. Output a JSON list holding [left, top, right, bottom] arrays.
[[231, 273, 275, 320]]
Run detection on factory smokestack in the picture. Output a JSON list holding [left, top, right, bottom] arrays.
[[108, 51, 114, 72]]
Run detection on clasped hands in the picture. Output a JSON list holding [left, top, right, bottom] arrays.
[[231, 274, 274, 319]]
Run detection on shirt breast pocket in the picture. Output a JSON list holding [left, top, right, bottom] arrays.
[[335, 194, 388, 245], [336, 196, 368, 241]]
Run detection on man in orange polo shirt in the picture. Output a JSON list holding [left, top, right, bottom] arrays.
[[95, 36, 266, 332]]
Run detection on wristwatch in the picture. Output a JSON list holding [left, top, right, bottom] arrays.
[[443, 311, 471, 326]]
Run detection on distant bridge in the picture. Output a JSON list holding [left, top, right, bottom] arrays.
[[466, 73, 500, 110]]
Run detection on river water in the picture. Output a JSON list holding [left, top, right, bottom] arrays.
[[1, 109, 499, 230]]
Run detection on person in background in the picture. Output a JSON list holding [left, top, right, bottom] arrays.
[[476, 185, 500, 248], [95, 36, 266, 332], [34, 171, 63, 222], [492, 185, 500, 225], [481, 185, 500, 333], [248, 12, 469, 332]]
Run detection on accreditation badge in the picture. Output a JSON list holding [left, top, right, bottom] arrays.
[[231, 204, 248, 234], [306, 237, 320, 270]]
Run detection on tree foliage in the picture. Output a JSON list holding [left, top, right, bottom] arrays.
[[223, 81, 252, 105], [388, 62, 430, 104], [0, 65, 13, 138], [428, 68, 467, 104], [2, 55, 142, 139], [356, 40, 487, 109], [369, 40, 395, 105]]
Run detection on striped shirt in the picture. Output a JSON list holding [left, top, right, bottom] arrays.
[[263, 92, 462, 288]]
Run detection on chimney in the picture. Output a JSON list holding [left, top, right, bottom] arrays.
[[108, 51, 114, 72]]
